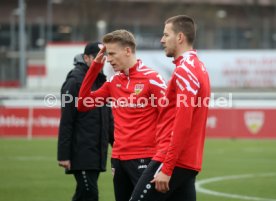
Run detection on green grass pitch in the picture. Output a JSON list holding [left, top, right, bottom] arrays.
[[0, 139, 276, 201]]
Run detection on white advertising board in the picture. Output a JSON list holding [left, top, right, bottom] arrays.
[[38, 44, 276, 89], [200, 50, 276, 88]]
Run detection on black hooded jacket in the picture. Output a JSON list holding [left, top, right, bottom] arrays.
[[58, 54, 114, 172]]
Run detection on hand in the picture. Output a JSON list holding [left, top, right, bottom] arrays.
[[58, 160, 71, 170], [94, 46, 106, 63], [150, 171, 171, 193]]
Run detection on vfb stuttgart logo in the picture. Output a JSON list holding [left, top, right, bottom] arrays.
[[134, 84, 144, 95], [244, 111, 265, 135]]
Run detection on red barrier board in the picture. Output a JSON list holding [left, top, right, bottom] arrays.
[[0, 107, 275, 138], [206, 108, 276, 138], [0, 108, 29, 136], [0, 107, 60, 137]]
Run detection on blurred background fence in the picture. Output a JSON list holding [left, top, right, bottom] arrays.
[[0, 0, 276, 88], [0, 0, 276, 138]]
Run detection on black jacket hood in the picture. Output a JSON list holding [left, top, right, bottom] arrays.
[[73, 54, 86, 66]]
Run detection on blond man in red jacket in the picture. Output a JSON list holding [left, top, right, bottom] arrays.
[[78, 30, 167, 201]]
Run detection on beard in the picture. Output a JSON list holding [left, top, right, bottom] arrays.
[[166, 52, 174, 57], [165, 48, 175, 58]]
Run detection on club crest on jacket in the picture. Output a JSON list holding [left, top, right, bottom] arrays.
[[134, 84, 144, 95]]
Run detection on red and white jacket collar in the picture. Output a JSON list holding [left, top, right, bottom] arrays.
[[173, 50, 197, 65]]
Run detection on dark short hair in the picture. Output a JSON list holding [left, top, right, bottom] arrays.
[[165, 15, 196, 45], [84, 42, 102, 57], [103, 30, 136, 53]]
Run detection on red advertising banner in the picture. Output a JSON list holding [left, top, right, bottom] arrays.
[[0, 107, 60, 137], [206, 108, 276, 138], [0, 107, 275, 138]]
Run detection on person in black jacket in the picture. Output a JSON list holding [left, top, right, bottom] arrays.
[[57, 42, 114, 201]]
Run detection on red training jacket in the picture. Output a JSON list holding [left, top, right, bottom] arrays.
[[78, 60, 167, 160], [153, 50, 211, 176]]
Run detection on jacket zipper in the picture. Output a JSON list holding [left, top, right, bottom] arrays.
[[126, 76, 130, 89]]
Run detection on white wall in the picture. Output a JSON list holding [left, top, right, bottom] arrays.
[[33, 44, 276, 89]]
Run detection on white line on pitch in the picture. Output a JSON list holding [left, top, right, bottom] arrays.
[[196, 173, 276, 201]]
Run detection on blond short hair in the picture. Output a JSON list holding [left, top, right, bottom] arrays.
[[103, 29, 136, 53]]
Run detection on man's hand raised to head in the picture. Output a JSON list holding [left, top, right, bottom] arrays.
[[94, 46, 106, 64]]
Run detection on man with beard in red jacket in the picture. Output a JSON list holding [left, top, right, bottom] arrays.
[[130, 15, 211, 201]]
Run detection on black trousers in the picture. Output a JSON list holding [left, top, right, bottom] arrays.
[[130, 160, 198, 201], [72, 170, 100, 201], [111, 158, 151, 201]]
